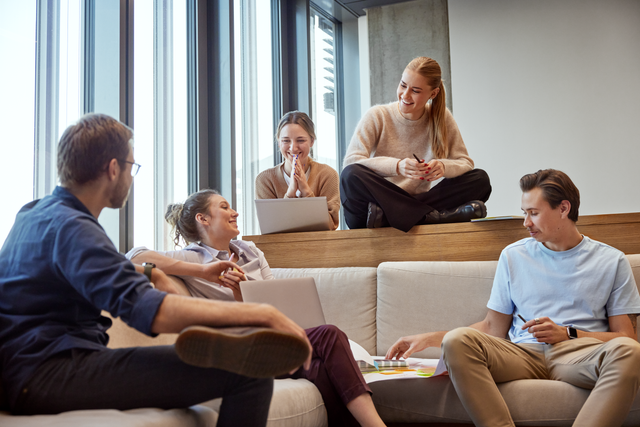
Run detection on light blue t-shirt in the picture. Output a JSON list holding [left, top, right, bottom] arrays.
[[487, 236, 640, 344]]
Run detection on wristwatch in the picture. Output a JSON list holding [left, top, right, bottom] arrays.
[[142, 262, 156, 282], [567, 327, 578, 339]]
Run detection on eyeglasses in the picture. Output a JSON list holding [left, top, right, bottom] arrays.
[[120, 160, 141, 176]]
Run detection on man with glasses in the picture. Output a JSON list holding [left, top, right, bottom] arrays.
[[0, 113, 310, 425]]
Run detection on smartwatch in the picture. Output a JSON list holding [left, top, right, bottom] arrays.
[[567, 327, 578, 339], [142, 262, 156, 282]]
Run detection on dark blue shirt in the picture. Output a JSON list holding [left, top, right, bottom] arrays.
[[0, 186, 166, 407]]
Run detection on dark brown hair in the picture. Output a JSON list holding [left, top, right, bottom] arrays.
[[519, 169, 580, 222], [57, 113, 133, 186], [165, 189, 220, 247]]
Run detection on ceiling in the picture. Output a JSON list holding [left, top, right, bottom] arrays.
[[336, 0, 414, 17]]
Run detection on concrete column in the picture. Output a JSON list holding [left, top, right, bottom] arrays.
[[367, 0, 452, 112]]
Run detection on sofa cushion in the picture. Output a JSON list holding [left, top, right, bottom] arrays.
[[370, 375, 640, 426], [266, 379, 326, 427], [0, 406, 217, 427], [377, 261, 498, 358], [272, 267, 378, 355], [201, 378, 327, 427]]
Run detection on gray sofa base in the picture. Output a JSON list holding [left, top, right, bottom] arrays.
[[2, 255, 639, 426], [371, 376, 640, 426]]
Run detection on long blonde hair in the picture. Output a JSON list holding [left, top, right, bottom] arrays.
[[405, 56, 448, 158]]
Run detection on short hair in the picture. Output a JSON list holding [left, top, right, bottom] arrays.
[[57, 113, 133, 186], [519, 169, 580, 222], [165, 189, 221, 247], [275, 111, 316, 142]]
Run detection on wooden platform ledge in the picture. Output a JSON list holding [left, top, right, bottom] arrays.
[[242, 212, 640, 269]]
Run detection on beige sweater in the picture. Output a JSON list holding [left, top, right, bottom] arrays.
[[255, 159, 340, 230], [343, 101, 473, 195]]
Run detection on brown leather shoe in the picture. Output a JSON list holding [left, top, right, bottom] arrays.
[[366, 202, 384, 228], [175, 326, 310, 378]]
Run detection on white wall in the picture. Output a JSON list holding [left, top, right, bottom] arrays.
[[448, 0, 640, 217]]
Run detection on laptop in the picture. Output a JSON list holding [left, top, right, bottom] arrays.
[[240, 277, 326, 329], [255, 197, 331, 234]]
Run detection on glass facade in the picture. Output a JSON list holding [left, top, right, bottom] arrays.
[[0, 0, 351, 248]]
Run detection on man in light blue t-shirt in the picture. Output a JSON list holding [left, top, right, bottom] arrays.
[[386, 169, 640, 427]]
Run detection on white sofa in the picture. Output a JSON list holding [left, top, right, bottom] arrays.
[[2, 254, 640, 426]]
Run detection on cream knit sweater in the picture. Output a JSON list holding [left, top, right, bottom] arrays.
[[255, 159, 340, 230], [344, 101, 474, 195]]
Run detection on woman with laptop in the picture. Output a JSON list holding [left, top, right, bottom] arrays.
[[340, 56, 492, 232], [255, 111, 340, 230], [126, 189, 386, 427]]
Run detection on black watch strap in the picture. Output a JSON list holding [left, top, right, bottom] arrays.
[[142, 262, 156, 281]]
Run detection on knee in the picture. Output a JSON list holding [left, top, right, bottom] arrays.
[[470, 168, 491, 190], [473, 168, 490, 183], [312, 324, 348, 343], [605, 337, 640, 368], [441, 327, 479, 356], [341, 164, 368, 185], [469, 168, 492, 200]]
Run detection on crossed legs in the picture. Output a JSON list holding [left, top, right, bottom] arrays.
[[12, 346, 273, 427], [442, 327, 640, 427], [340, 164, 491, 232]]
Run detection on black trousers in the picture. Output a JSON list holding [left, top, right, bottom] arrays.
[[12, 346, 273, 427], [340, 164, 492, 232]]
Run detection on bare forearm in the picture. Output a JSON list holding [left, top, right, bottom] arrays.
[[571, 329, 637, 342], [132, 252, 205, 278], [151, 294, 275, 334], [425, 331, 448, 347], [470, 310, 512, 339]]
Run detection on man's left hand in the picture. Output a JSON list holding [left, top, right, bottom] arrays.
[[522, 316, 568, 344]]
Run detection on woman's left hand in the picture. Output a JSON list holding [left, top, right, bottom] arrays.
[[293, 160, 313, 197], [219, 254, 247, 301], [219, 269, 246, 301], [423, 160, 445, 181]]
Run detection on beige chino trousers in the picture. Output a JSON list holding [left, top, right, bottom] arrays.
[[441, 327, 640, 427]]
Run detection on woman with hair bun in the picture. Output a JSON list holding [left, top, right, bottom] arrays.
[[126, 189, 386, 427], [255, 111, 340, 230], [341, 56, 492, 232]]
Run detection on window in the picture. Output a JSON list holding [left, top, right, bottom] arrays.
[[309, 7, 341, 172], [0, 0, 353, 249], [233, 0, 275, 237], [133, 0, 189, 251], [0, 2, 37, 247]]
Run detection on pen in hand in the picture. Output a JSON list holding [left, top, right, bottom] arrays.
[[517, 314, 527, 323], [412, 153, 423, 163]]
